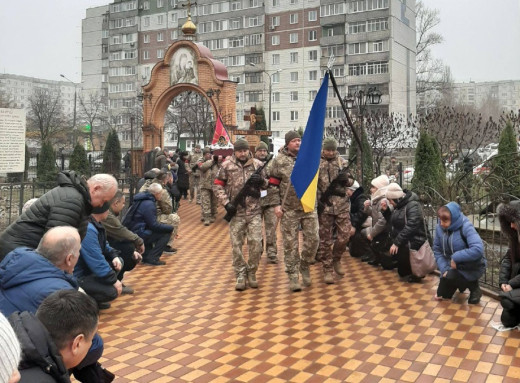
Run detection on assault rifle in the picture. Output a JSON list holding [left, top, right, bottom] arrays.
[[318, 155, 356, 215], [223, 154, 273, 222]]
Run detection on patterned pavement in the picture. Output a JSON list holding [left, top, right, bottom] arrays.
[[92, 201, 520, 383]]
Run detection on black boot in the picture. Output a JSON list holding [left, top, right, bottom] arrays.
[[73, 363, 115, 383], [468, 281, 482, 304]]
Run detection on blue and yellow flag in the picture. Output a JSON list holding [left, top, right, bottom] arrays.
[[290, 72, 329, 212]]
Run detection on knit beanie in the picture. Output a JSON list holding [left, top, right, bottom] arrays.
[[322, 137, 338, 151], [386, 182, 404, 200], [233, 139, 250, 151], [285, 130, 301, 145], [255, 141, 268, 151], [347, 180, 360, 191], [371, 174, 390, 190], [195, 144, 201, 149], [203, 146, 211, 154], [0, 313, 21, 383]]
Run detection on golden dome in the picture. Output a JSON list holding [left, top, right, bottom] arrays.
[[182, 15, 197, 35]]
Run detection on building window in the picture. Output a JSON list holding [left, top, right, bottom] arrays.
[[368, 0, 389, 10], [308, 30, 317, 41], [248, 17, 259, 27], [249, 0, 260, 7], [271, 16, 280, 27], [372, 40, 384, 52], [231, 1, 242, 10], [290, 111, 298, 121], [143, 1, 150, 10], [290, 72, 299, 82], [272, 92, 280, 103], [290, 0, 297, 4], [272, 72, 280, 83], [157, 15, 164, 25], [230, 18, 242, 29], [273, 0, 280, 5], [157, 49, 164, 58], [157, 32, 164, 41], [229, 37, 244, 47], [290, 91, 299, 101], [367, 18, 389, 32], [309, 90, 317, 101], [308, 50, 318, 61], [157, 0, 164, 7], [290, 13, 298, 24], [290, 33, 298, 43], [349, 1, 366, 13], [348, 42, 367, 55], [349, 21, 366, 34], [143, 51, 150, 60], [290, 52, 298, 63], [143, 16, 150, 27], [309, 70, 317, 80], [320, 3, 345, 17], [272, 54, 280, 65], [171, 30, 178, 40], [272, 35, 280, 45], [273, 111, 280, 121], [308, 10, 317, 21]]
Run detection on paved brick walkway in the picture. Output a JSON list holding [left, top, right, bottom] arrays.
[[91, 201, 520, 382]]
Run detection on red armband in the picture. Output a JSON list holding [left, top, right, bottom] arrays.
[[214, 179, 226, 186], [269, 177, 281, 186]]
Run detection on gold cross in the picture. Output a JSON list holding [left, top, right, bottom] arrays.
[[181, 0, 197, 16]]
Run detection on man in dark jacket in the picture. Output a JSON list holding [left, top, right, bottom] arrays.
[[9, 290, 100, 383], [74, 207, 123, 307], [0, 172, 118, 260], [102, 191, 143, 294], [123, 183, 174, 266]]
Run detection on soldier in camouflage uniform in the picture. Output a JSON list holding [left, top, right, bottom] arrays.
[[317, 138, 352, 284], [269, 131, 319, 292], [213, 139, 268, 291], [198, 147, 220, 226], [188, 145, 203, 204], [254, 141, 278, 264]]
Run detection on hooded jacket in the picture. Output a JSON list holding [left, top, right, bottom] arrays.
[[433, 202, 486, 281], [0, 171, 92, 260], [9, 311, 71, 383], [498, 201, 520, 290], [383, 190, 427, 250], [122, 192, 173, 239], [349, 187, 371, 230], [0, 248, 78, 316]]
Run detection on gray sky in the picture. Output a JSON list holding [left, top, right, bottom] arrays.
[[1, 0, 520, 84]]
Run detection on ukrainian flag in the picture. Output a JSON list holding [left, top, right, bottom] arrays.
[[291, 72, 329, 213]]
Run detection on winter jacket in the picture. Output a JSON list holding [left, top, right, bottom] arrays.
[[433, 202, 486, 281], [122, 192, 173, 240], [317, 153, 350, 216], [0, 171, 92, 260], [9, 311, 71, 383], [74, 219, 118, 283], [364, 192, 391, 240], [213, 154, 267, 217], [176, 157, 190, 189], [199, 158, 220, 190], [0, 248, 78, 316], [188, 151, 203, 176], [383, 190, 427, 250], [498, 201, 520, 290], [102, 210, 144, 247], [349, 187, 371, 230], [155, 153, 168, 169]]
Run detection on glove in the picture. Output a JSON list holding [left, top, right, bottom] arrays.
[[191, 164, 198, 172], [247, 173, 264, 188], [225, 203, 237, 216]]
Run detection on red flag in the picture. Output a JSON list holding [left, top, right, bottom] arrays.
[[211, 115, 231, 146]]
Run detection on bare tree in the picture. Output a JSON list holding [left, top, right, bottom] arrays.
[[0, 89, 14, 108], [26, 87, 66, 143], [77, 92, 107, 151]]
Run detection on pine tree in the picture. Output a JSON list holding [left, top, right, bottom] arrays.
[[102, 130, 122, 175], [255, 107, 269, 145], [348, 126, 374, 191], [70, 143, 90, 177], [411, 130, 445, 197], [37, 141, 58, 183], [492, 121, 519, 197]]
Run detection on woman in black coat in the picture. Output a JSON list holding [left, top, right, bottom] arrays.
[[347, 181, 374, 259], [498, 201, 520, 327], [176, 151, 190, 200], [381, 183, 427, 283]]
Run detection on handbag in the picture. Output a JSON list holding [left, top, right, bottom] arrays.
[[405, 205, 437, 278]]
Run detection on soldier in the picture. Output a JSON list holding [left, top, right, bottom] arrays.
[[269, 131, 319, 292], [254, 141, 278, 264], [317, 138, 352, 284], [199, 147, 220, 226], [213, 139, 267, 291], [188, 144, 203, 204]]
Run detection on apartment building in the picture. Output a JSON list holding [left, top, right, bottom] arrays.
[[452, 80, 520, 112], [82, 0, 416, 146]]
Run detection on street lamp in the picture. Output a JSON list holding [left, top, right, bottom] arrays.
[[60, 74, 77, 145], [249, 63, 281, 132]]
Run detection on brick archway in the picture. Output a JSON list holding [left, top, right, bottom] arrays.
[[141, 40, 236, 151]]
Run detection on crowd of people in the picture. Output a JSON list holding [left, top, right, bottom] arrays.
[[1, 134, 520, 382]]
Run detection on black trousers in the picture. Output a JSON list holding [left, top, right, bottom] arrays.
[[109, 240, 138, 280], [396, 245, 412, 278], [437, 269, 477, 299], [501, 296, 520, 328], [143, 231, 171, 262], [79, 275, 118, 304], [349, 231, 374, 258]]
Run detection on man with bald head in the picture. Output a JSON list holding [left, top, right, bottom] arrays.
[[0, 171, 118, 260]]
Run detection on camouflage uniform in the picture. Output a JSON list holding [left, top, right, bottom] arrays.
[[213, 155, 267, 280], [188, 150, 203, 203], [155, 182, 180, 247], [199, 156, 220, 224], [255, 155, 278, 263], [269, 148, 319, 280], [317, 153, 352, 275]]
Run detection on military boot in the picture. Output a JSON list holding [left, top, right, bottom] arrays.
[[468, 281, 482, 304], [324, 270, 334, 284], [300, 263, 312, 287], [247, 272, 258, 288], [333, 260, 345, 276], [288, 274, 301, 292], [204, 220, 210, 226], [235, 275, 246, 291]]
